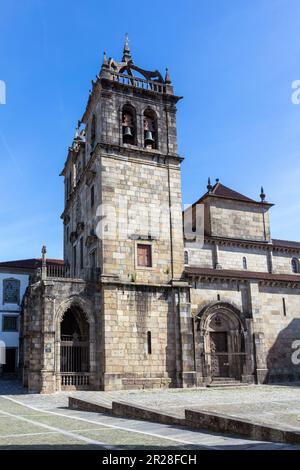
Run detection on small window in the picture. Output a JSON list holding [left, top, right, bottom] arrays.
[[3, 279, 20, 305], [242, 257, 247, 270], [147, 331, 152, 354], [73, 245, 77, 270], [137, 244, 152, 267], [282, 298, 287, 317], [80, 237, 84, 269], [90, 249, 96, 269], [292, 258, 299, 273], [68, 173, 72, 194], [2, 315, 18, 332], [91, 185, 95, 208], [184, 250, 189, 265], [91, 114, 96, 149]]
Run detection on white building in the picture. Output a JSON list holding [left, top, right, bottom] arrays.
[[0, 258, 63, 375]]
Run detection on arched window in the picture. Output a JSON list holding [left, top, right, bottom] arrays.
[[143, 109, 157, 149], [292, 257, 299, 273], [90, 114, 96, 149], [184, 250, 189, 265], [122, 104, 136, 145], [242, 256, 247, 270]]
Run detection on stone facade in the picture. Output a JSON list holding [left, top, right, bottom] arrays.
[[20, 39, 300, 393]]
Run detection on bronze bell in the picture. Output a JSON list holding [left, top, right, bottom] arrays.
[[145, 130, 154, 145], [123, 126, 133, 137]]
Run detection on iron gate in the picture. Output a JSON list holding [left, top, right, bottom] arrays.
[[60, 335, 90, 388]]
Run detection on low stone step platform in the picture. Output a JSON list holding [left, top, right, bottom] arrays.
[[69, 396, 184, 425], [68, 392, 300, 445]]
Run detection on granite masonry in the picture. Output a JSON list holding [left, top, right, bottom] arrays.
[[20, 39, 300, 393]]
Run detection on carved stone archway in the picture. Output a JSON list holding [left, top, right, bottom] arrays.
[[194, 302, 254, 385], [54, 296, 96, 391]]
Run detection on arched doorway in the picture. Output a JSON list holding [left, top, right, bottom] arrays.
[[207, 311, 245, 379], [195, 302, 250, 384], [59, 306, 90, 389]]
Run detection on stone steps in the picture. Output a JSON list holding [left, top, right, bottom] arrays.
[[207, 377, 247, 388]]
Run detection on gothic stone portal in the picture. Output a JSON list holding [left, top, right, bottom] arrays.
[[195, 302, 253, 384]]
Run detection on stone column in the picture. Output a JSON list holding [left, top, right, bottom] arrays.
[[267, 246, 274, 274], [175, 286, 197, 387], [213, 242, 222, 269], [248, 281, 268, 383], [40, 288, 56, 394], [241, 319, 255, 383]]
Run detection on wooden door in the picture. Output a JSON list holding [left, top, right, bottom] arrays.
[[210, 332, 229, 377]]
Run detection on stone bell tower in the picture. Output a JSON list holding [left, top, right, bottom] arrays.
[[60, 37, 193, 391], [80, 37, 190, 390], [77, 36, 185, 286]]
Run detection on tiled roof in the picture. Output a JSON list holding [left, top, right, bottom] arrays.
[[210, 182, 256, 202], [185, 266, 300, 282], [0, 258, 64, 270], [193, 181, 273, 206], [272, 239, 300, 250]]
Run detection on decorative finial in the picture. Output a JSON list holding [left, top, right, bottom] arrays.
[[165, 67, 172, 84], [102, 50, 108, 67], [215, 178, 219, 183], [74, 120, 80, 139], [41, 245, 47, 267], [122, 33, 132, 62], [260, 186, 266, 202], [207, 177, 213, 192]]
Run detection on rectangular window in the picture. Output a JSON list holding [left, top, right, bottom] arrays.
[[2, 315, 18, 332], [3, 278, 20, 305], [147, 331, 152, 354], [90, 250, 96, 269], [68, 173, 72, 194], [80, 237, 84, 269], [73, 245, 77, 271], [282, 298, 287, 316], [91, 185, 95, 208], [137, 244, 152, 267]]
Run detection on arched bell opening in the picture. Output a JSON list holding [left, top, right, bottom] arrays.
[[122, 104, 136, 145], [143, 108, 157, 149]]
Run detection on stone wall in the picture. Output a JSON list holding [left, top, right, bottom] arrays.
[[185, 240, 300, 278], [102, 283, 178, 390], [189, 276, 300, 384], [259, 284, 300, 382], [206, 199, 270, 241], [99, 153, 184, 284], [272, 250, 300, 275]]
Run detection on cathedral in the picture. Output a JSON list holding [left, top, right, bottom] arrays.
[[21, 38, 300, 393]]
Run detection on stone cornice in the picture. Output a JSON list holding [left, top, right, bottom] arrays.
[[186, 267, 300, 288], [98, 141, 184, 164], [184, 235, 300, 254], [185, 236, 271, 250]]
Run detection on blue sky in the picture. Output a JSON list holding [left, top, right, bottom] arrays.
[[1, 0, 300, 261]]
